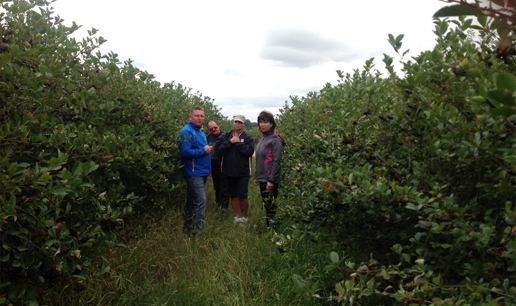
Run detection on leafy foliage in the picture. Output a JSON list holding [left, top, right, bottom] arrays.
[[0, 1, 225, 304], [275, 8, 516, 306]]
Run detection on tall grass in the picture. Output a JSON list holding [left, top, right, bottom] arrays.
[[52, 174, 340, 305]]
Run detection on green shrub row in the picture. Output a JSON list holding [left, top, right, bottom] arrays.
[[275, 8, 515, 306], [0, 1, 225, 304]]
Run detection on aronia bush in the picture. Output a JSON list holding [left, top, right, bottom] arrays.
[[275, 3, 515, 305], [0, 1, 225, 304]]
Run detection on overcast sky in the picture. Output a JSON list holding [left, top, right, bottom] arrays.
[[50, 0, 446, 122]]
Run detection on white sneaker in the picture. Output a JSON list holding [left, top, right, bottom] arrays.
[[234, 216, 242, 223], [241, 217, 248, 223]]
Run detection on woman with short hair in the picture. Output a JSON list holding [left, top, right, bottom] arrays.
[[253, 110, 285, 226]]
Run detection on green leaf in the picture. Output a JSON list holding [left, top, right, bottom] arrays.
[[7, 284, 26, 300], [1, 52, 12, 63], [330, 251, 339, 263], [292, 274, 304, 287], [487, 89, 515, 107], [39, 173, 52, 183], [431, 49, 442, 62], [72, 274, 86, 280], [39, 64, 48, 74], [433, 4, 482, 17], [471, 96, 486, 103], [49, 157, 61, 169], [62, 168, 72, 180], [81, 161, 99, 175], [108, 63, 117, 73], [0, 282, 11, 289], [485, 300, 500, 306], [503, 156, 516, 163], [26, 299, 38, 306], [432, 276, 441, 285], [494, 73, 516, 92], [391, 244, 402, 254], [376, 269, 388, 279], [100, 260, 110, 274], [10, 44, 20, 58], [388, 34, 395, 44], [52, 189, 67, 198], [490, 107, 516, 117], [415, 71, 428, 85], [439, 22, 448, 36], [1, 252, 10, 262], [310, 282, 319, 295], [20, 66, 28, 77], [335, 282, 343, 295], [406, 203, 422, 211]]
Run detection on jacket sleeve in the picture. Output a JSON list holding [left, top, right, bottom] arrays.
[[178, 130, 207, 158], [215, 132, 232, 155], [268, 136, 283, 184], [234, 133, 254, 157]]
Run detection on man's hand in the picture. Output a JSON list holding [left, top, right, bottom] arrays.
[[266, 182, 274, 190], [204, 145, 212, 154], [230, 135, 240, 143], [253, 180, 258, 186]]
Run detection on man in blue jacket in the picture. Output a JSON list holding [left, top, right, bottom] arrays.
[[178, 107, 212, 234]]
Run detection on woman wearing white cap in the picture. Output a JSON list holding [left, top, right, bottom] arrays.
[[216, 115, 255, 223]]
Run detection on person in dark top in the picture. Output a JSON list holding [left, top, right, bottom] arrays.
[[206, 120, 230, 210], [253, 110, 285, 226], [216, 115, 254, 223]]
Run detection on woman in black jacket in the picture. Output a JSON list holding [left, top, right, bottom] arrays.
[[216, 115, 254, 223]]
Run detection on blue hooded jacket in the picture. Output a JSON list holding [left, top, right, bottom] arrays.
[[178, 121, 211, 177]]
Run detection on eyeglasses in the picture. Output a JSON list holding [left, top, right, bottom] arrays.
[[208, 127, 218, 131], [234, 121, 244, 124]]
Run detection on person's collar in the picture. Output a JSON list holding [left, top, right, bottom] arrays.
[[263, 129, 274, 136], [188, 121, 201, 130]]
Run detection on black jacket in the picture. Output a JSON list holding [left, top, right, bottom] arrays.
[[217, 130, 254, 177], [207, 131, 225, 160]]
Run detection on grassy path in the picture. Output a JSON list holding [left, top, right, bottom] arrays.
[[67, 181, 306, 306]]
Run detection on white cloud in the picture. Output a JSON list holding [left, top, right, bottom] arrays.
[[260, 27, 354, 68], [50, 0, 447, 122]]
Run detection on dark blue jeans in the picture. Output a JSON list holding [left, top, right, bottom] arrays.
[[183, 176, 208, 233]]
